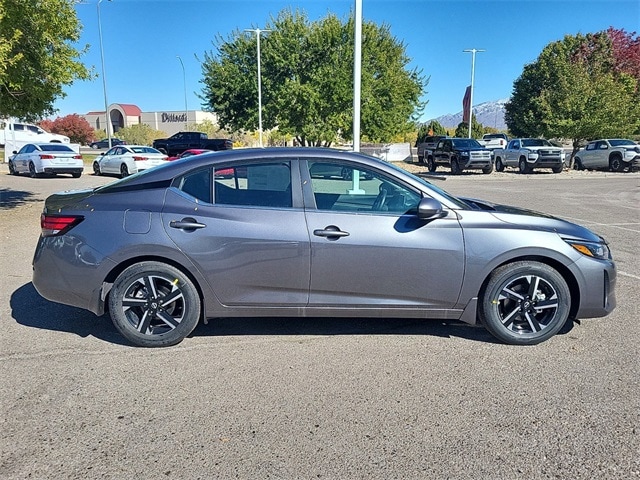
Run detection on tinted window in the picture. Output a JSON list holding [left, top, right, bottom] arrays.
[[214, 162, 292, 208], [178, 169, 212, 203], [308, 161, 420, 214], [42, 144, 74, 152]]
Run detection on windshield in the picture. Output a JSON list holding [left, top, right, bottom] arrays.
[[609, 139, 637, 147], [451, 139, 482, 149], [522, 139, 552, 147]]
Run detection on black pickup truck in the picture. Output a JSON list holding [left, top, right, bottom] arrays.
[[153, 132, 233, 156], [429, 137, 493, 174]]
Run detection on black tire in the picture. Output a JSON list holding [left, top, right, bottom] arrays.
[[495, 157, 505, 172], [551, 165, 563, 174], [450, 158, 461, 175], [427, 156, 437, 172], [93, 162, 101, 176], [8, 160, 18, 175], [482, 163, 494, 174], [479, 261, 571, 345], [120, 163, 129, 178], [573, 158, 583, 171], [72, 172, 82, 178], [108, 261, 201, 347], [29, 162, 39, 178], [518, 157, 530, 174], [417, 155, 424, 164], [609, 155, 624, 172]]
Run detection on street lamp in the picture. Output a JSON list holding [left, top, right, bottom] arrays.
[[463, 48, 484, 138], [176, 56, 188, 129], [97, 0, 112, 148], [245, 28, 271, 147]]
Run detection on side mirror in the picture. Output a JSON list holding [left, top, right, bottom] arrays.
[[12, 150, 17, 154], [417, 197, 446, 220]]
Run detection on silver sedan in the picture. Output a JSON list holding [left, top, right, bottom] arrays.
[[33, 148, 616, 347]]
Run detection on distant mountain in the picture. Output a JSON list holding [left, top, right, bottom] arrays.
[[428, 99, 509, 131]]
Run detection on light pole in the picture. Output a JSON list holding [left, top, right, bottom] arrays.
[[463, 48, 484, 138], [97, 0, 112, 147], [245, 28, 270, 147], [176, 56, 188, 129]]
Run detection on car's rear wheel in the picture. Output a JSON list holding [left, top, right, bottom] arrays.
[[495, 157, 505, 172], [518, 157, 531, 174], [108, 261, 201, 347], [573, 157, 583, 171], [8, 160, 18, 175], [479, 261, 571, 345], [427, 156, 437, 172], [28, 162, 39, 178], [93, 162, 101, 175], [120, 163, 129, 178]]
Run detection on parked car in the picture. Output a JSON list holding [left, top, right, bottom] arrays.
[[0, 121, 69, 147], [33, 148, 616, 348], [152, 132, 233, 156], [167, 148, 212, 161], [8, 143, 83, 178], [573, 139, 640, 172], [493, 138, 564, 173], [415, 134, 448, 163], [429, 138, 493, 174], [478, 133, 509, 151], [92, 145, 168, 178], [89, 138, 126, 149]]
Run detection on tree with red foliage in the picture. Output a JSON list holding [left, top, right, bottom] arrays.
[[607, 27, 640, 82], [40, 114, 95, 145]]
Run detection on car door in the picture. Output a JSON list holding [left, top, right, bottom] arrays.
[[505, 140, 519, 165], [580, 142, 597, 168], [14, 144, 34, 172], [301, 159, 465, 310], [162, 159, 311, 307], [100, 147, 118, 173]]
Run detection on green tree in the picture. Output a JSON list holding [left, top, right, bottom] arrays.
[[416, 120, 446, 144], [115, 124, 166, 146], [505, 29, 640, 161], [200, 9, 426, 146], [0, 0, 92, 121], [454, 114, 484, 138]]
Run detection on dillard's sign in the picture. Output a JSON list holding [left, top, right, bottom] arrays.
[[161, 112, 187, 123]]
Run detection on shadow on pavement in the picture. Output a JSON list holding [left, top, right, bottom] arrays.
[[0, 187, 39, 210], [11, 282, 129, 346]]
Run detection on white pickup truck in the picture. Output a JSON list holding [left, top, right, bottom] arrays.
[[478, 133, 508, 151], [493, 138, 564, 174], [0, 120, 70, 147]]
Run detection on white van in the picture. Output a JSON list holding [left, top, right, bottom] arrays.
[[0, 121, 70, 147]]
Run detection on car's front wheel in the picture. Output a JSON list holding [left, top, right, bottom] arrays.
[[450, 158, 462, 175], [482, 163, 494, 174], [479, 261, 571, 345], [108, 261, 201, 347], [427, 156, 437, 172], [518, 158, 531, 174], [609, 155, 625, 172]]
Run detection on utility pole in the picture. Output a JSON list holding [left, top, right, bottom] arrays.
[[463, 48, 484, 138]]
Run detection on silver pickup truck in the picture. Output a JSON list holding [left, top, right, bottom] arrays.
[[493, 138, 564, 174]]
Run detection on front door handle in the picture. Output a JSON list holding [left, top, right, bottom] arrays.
[[313, 225, 350, 240], [169, 217, 206, 231]]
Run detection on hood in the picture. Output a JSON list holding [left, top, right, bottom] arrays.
[[460, 197, 602, 242]]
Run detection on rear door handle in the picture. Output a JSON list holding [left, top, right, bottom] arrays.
[[169, 217, 206, 231], [313, 225, 350, 240]]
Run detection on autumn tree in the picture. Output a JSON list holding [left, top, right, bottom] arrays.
[[40, 114, 95, 145], [0, 0, 92, 121], [115, 124, 166, 146], [505, 28, 640, 161], [200, 9, 426, 146]]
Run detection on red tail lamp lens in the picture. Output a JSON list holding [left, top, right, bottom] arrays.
[[132, 156, 147, 161], [41, 214, 84, 236], [40, 154, 55, 159]]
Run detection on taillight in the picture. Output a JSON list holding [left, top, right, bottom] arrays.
[[41, 214, 84, 237], [132, 156, 147, 161], [74, 155, 83, 159], [40, 154, 55, 159]]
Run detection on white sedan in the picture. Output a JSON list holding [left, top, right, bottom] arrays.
[[8, 143, 83, 178], [93, 145, 168, 178]]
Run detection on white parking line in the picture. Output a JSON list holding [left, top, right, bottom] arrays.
[[561, 217, 640, 233], [619, 271, 640, 280]]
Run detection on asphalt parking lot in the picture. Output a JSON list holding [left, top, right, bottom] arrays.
[[1, 163, 638, 479]]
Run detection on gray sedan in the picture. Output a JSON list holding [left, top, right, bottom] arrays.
[[32, 148, 616, 347]]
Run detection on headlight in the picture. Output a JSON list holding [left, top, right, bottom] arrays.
[[565, 239, 611, 260], [461, 151, 469, 156]]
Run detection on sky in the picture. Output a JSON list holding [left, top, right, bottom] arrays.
[[55, 0, 640, 122]]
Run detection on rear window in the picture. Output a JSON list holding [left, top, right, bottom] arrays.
[[42, 144, 74, 152]]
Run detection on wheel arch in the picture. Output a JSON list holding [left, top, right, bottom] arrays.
[[477, 254, 580, 320], [100, 255, 208, 317]]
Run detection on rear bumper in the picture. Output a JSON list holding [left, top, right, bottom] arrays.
[[43, 167, 83, 174]]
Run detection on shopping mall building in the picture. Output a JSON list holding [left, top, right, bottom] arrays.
[[82, 103, 218, 136]]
